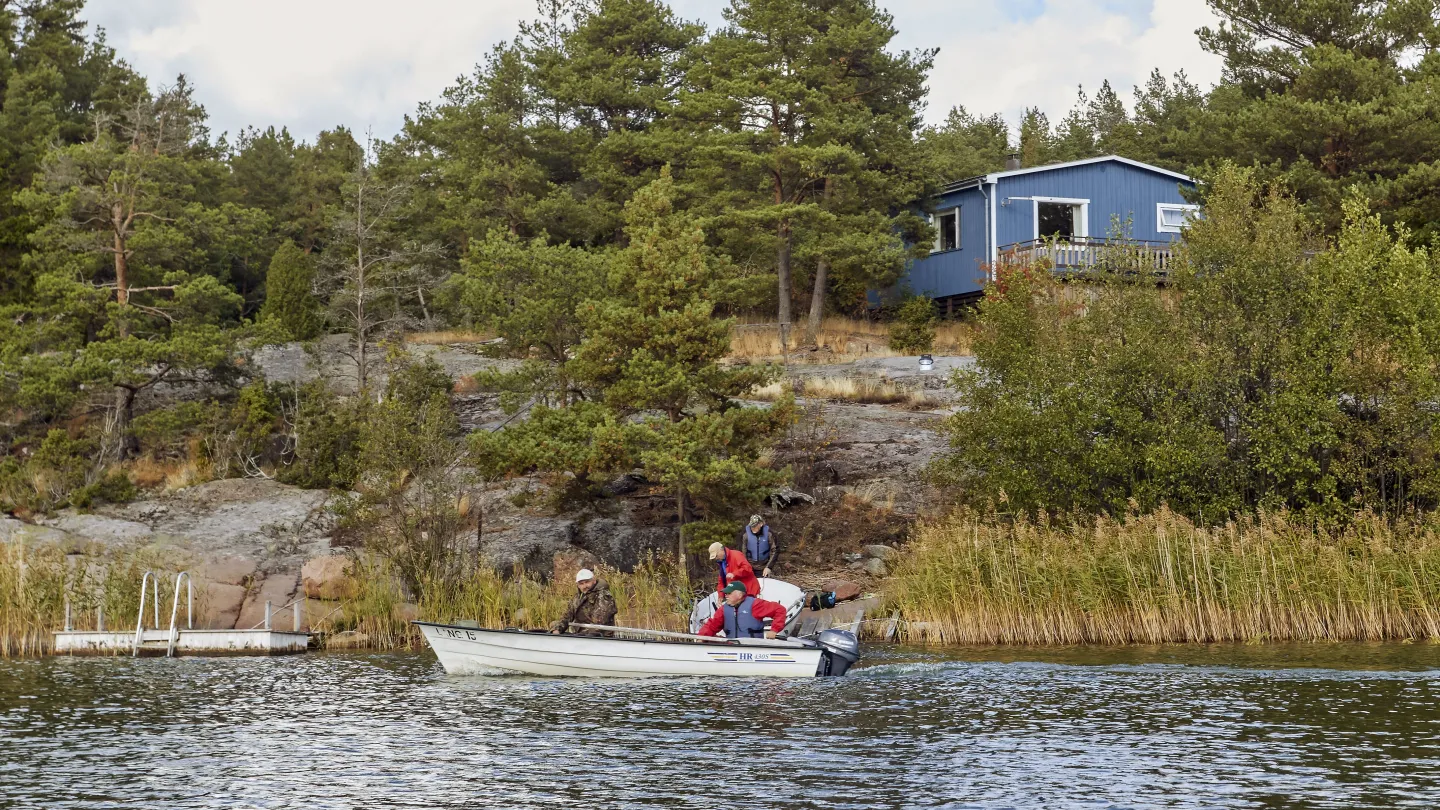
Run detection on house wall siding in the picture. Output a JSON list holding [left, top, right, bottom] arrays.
[[899, 159, 1196, 301], [995, 163, 1193, 246], [904, 185, 988, 298]]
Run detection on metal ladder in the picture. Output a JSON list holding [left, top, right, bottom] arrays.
[[131, 571, 193, 657]]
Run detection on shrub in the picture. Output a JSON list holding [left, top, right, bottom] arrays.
[[280, 386, 365, 490], [260, 241, 322, 341], [887, 296, 937, 354]]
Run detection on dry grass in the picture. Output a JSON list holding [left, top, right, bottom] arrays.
[[405, 330, 494, 345], [887, 508, 1440, 645], [314, 554, 694, 650], [0, 542, 176, 657], [729, 317, 974, 363], [752, 376, 937, 407], [126, 454, 204, 492]]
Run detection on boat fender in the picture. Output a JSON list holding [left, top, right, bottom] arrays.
[[815, 628, 860, 677]]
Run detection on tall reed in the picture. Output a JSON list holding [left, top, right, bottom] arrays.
[[0, 542, 171, 656], [887, 508, 1440, 644], [320, 554, 694, 650]]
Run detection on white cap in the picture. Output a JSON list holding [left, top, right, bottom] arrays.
[[575, 568, 595, 583]]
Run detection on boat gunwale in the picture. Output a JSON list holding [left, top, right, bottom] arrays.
[[412, 620, 818, 650]]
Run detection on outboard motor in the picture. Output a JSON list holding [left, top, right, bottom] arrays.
[[814, 628, 860, 676]]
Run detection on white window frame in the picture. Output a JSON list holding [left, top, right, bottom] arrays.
[[1032, 196, 1089, 241], [1157, 202, 1200, 234], [931, 206, 960, 252]]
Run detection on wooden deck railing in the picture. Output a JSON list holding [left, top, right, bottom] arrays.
[[998, 237, 1176, 274]]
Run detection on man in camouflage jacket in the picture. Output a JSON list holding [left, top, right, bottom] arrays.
[[550, 568, 618, 636]]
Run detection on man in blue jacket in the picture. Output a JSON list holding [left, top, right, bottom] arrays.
[[739, 514, 777, 578]]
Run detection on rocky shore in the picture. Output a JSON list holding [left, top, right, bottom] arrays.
[[6, 339, 951, 634]]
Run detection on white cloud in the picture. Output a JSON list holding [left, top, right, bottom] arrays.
[[86, 0, 1224, 144], [88, 0, 532, 141], [911, 0, 1224, 132]]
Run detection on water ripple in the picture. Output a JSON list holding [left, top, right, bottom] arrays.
[[2, 645, 1438, 809]]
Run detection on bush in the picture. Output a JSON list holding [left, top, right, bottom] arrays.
[[280, 386, 365, 490], [887, 296, 937, 354], [935, 166, 1440, 520], [129, 402, 210, 458], [260, 241, 322, 341]]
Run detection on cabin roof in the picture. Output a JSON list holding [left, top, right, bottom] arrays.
[[941, 155, 1194, 193]]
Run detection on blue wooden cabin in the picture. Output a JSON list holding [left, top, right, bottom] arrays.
[[902, 155, 1198, 308]]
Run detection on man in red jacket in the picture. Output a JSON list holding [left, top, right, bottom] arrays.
[[698, 583, 788, 639], [708, 542, 760, 597]]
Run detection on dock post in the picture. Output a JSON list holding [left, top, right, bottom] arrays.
[[294, 599, 301, 632], [97, 603, 104, 632], [264, 601, 272, 631], [64, 598, 71, 631]]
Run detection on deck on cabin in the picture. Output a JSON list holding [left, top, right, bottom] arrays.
[[997, 237, 1175, 274]]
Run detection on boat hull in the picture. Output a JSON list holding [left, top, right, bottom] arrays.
[[416, 622, 824, 678]]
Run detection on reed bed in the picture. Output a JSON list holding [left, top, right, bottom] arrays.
[[887, 509, 1440, 645], [729, 317, 974, 362], [0, 542, 174, 657], [321, 555, 694, 650]]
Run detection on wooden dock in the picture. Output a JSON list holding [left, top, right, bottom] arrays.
[[53, 628, 311, 656]]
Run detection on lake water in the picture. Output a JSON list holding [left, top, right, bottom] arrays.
[[2, 644, 1438, 809]]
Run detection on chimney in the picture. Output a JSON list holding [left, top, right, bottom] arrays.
[[1004, 152, 1021, 171]]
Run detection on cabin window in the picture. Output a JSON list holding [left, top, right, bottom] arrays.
[[1157, 203, 1200, 233], [1037, 202, 1080, 241], [933, 208, 960, 252]]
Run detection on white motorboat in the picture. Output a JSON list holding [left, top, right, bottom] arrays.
[[415, 621, 860, 679]]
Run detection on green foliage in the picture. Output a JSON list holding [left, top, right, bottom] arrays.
[[337, 364, 467, 595], [260, 241, 321, 340], [200, 382, 282, 479], [281, 384, 365, 490], [0, 429, 134, 513], [887, 296, 938, 354], [935, 166, 1440, 521], [385, 354, 453, 407], [473, 172, 793, 565], [453, 232, 608, 403], [128, 402, 210, 458]]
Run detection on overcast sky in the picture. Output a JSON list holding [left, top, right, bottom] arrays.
[[85, 0, 1225, 145]]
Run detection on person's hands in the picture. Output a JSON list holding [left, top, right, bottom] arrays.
[[762, 568, 771, 578], [764, 630, 777, 640]]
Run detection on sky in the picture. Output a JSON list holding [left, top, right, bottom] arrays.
[[85, 0, 1226, 145]]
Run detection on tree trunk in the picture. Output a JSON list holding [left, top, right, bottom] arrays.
[[777, 219, 793, 328], [807, 257, 828, 339], [675, 488, 688, 583], [806, 177, 833, 338], [354, 180, 368, 393], [114, 385, 138, 459]]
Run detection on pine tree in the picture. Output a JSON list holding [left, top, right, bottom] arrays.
[[688, 0, 933, 331], [261, 241, 322, 340], [10, 83, 247, 455], [473, 171, 791, 574]]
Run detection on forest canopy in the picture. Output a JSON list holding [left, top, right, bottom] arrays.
[[3, 0, 1440, 524]]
